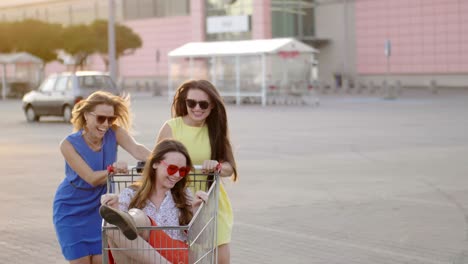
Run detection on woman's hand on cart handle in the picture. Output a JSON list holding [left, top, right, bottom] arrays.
[[192, 191, 209, 209], [112, 161, 129, 174], [200, 160, 222, 173], [100, 193, 119, 208]]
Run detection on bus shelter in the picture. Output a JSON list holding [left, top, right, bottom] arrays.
[[168, 38, 318, 106], [0, 52, 43, 100]]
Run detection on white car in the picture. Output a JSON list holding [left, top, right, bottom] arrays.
[[22, 71, 120, 122]]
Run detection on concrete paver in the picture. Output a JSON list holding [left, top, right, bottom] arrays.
[[1, 90, 468, 263]]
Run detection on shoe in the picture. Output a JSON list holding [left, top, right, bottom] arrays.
[[100, 205, 138, 240]]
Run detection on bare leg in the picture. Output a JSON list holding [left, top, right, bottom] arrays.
[[217, 243, 231, 264], [90, 254, 102, 264], [69, 256, 91, 264], [102, 207, 169, 264], [129, 208, 151, 241], [67, 251, 101, 263], [106, 235, 133, 264]]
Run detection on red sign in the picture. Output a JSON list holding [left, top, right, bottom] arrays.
[[278, 51, 299, 58]]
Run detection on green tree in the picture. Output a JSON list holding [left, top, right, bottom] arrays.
[[0, 22, 14, 53], [1, 20, 62, 63], [90, 19, 142, 69], [60, 24, 97, 69], [0, 19, 142, 69]]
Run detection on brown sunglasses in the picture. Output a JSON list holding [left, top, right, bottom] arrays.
[[89, 112, 117, 124]]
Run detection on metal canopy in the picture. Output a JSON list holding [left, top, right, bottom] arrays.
[[168, 38, 318, 106], [0, 52, 43, 100], [168, 38, 318, 58], [0, 52, 43, 65]]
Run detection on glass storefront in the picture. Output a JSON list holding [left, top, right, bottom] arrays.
[[271, 0, 315, 39], [122, 0, 190, 20]]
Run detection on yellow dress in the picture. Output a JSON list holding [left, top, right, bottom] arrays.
[[168, 117, 233, 245]]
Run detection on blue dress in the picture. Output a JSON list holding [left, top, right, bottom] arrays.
[[53, 129, 117, 260]]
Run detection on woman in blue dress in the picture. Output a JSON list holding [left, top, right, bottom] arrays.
[[53, 91, 151, 264]]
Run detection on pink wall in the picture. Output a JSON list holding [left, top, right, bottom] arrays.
[[252, 0, 272, 39], [356, 0, 468, 74], [119, 0, 205, 78], [44, 0, 207, 79], [190, 0, 206, 42], [44, 54, 107, 76], [45, 15, 196, 79], [44, 62, 65, 76], [119, 16, 193, 78]]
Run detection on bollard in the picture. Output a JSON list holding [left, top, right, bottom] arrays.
[[152, 80, 161, 96], [368, 81, 376, 94], [395, 80, 403, 96], [144, 81, 150, 92], [135, 81, 141, 92], [382, 80, 397, 100], [429, 80, 438, 94]]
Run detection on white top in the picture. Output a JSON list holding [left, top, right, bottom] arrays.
[[118, 188, 192, 241]]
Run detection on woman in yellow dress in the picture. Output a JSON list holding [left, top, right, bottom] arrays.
[[156, 79, 238, 264]]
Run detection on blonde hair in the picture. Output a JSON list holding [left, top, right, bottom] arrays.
[[71, 91, 132, 132]]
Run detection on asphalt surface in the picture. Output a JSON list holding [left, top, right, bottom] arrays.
[[1, 89, 468, 263]]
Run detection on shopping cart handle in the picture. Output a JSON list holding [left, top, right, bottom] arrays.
[[130, 163, 203, 171], [130, 163, 204, 171], [135, 161, 145, 173]]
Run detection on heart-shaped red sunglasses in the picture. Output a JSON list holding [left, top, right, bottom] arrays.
[[160, 160, 191, 177]]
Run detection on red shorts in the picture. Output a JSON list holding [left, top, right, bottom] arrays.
[[108, 217, 188, 264], [147, 217, 188, 264]]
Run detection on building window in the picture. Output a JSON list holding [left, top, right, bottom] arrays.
[[0, 0, 108, 25], [271, 0, 315, 39], [205, 0, 253, 41], [123, 0, 190, 20]]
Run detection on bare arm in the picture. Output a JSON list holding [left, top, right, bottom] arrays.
[[200, 160, 234, 178], [218, 144, 236, 177], [218, 160, 234, 177], [156, 122, 173, 143], [60, 139, 107, 186], [115, 126, 151, 161]]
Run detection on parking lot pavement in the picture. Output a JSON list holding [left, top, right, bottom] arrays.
[[1, 89, 468, 263]]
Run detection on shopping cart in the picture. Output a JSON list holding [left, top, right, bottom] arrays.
[[102, 165, 219, 264]]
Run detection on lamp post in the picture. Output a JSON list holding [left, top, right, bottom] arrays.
[[2, 64, 6, 100], [342, 0, 349, 91], [108, 0, 117, 82]]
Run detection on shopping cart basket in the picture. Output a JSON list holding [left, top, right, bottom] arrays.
[[102, 165, 219, 264]]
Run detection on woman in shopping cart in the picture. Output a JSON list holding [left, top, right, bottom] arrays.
[[99, 138, 208, 264], [156, 79, 238, 264], [53, 91, 151, 264]]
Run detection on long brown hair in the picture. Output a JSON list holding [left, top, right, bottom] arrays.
[[129, 139, 193, 225], [71, 90, 131, 132], [171, 79, 238, 181]]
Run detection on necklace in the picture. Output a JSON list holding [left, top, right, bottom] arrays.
[[83, 132, 102, 151]]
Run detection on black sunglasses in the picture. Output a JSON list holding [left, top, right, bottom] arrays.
[[185, 99, 210, 110], [89, 112, 117, 124]]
